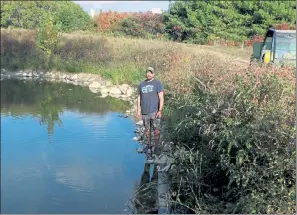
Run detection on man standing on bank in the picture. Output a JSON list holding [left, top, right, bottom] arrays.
[[137, 67, 164, 157]]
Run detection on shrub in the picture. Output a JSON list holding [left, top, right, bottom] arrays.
[[244, 35, 265, 47], [244, 22, 296, 47], [273, 22, 296, 30], [53, 34, 113, 64], [111, 16, 149, 38], [36, 15, 59, 63], [0, 1, 92, 33], [96, 11, 165, 39], [164, 64, 296, 214], [94, 11, 133, 32], [0, 29, 46, 70], [164, 1, 296, 45], [53, 1, 93, 33]]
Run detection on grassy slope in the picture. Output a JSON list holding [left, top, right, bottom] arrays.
[[1, 28, 250, 87]]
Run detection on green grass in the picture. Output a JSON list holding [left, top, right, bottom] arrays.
[[82, 63, 144, 86]]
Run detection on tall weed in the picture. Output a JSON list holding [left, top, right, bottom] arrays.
[[164, 64, 296, 214]]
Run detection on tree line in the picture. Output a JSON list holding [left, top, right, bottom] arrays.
[[1, 0, 296, 45]]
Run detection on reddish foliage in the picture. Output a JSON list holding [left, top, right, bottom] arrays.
[[244, 22, 296, 47], [132, 12, 165, 35], [94, 11, 134, 32], [273, 22, 296, 30], [94, 13, 295, 49], [94, 11, 164, 33], [244, 35, 265, 47]]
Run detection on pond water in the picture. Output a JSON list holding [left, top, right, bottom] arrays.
[[1, 79, 150, 214]]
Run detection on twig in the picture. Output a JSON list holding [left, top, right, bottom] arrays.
[[185, 70, 208, 91]]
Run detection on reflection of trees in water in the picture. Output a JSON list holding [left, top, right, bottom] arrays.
[[1, 79, 130, 135], [38, 95, 63, 135], [132, 163, 159, 214]]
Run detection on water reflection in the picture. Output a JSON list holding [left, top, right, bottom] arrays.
[[1, 78, 165, 214], [1, 78, 144, 213], [38, 96, 63, 135], [133, 164, 159, 214], [1, 79, 129, 135]]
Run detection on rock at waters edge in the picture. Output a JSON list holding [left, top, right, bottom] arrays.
[[136, 120, 143, 126], [108, 86, 122, 96], [89, 81, 102, 93]]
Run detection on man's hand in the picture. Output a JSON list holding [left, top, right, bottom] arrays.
[[156, 110, 162, 119], [157, 91, 164, 119], [136, 110, 142, 119]]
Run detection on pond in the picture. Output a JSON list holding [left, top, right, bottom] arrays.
[[1, 79, 153, 214]]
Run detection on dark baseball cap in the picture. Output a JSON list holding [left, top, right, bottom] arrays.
[[146, 67, 155, 73]]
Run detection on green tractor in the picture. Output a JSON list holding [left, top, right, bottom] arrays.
[[250, 28, 296, 66]]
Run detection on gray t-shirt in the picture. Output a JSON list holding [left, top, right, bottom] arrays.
[[138, 79, 164, 115]]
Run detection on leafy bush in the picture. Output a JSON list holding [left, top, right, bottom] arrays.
[[244, 35, 265, 47], [36, 15, 59, 62], [164, 64, 296, 214], [94, 11, 133, 32], [53, 1, 92, 33], [0, 1, 92, 33], [53, 34, 112, 64], [95, 11, 165, 39], [244, 22, 296, 47], [163, 1, 296, 45], [111, 16, 149, 38], [0, 29, 46, 70]]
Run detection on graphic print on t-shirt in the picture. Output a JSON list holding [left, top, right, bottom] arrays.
[[141, 85, 154, 93], [138, 80, 163, 114]]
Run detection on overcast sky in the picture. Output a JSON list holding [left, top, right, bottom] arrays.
[[74, 1, 170, 13]]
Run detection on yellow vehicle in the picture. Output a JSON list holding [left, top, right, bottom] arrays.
[[250, 28, 296, 66]]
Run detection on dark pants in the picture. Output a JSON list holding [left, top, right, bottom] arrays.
[[142, 112, 161, 155]]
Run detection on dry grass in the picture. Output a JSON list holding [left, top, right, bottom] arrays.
[[1, 28, 250, 88], [0, 28, 287, 96]]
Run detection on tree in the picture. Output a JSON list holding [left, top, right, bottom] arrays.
[[36, 15, 59, 68], [0, 1, 92, 33], [53, 1, 92, 33], [163, 1, 296, 44], [0, 1, 56, 28]]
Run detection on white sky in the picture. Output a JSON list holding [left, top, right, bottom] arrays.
[[74, 1, 170, 13]]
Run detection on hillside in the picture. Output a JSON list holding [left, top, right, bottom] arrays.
[[1, 28, 250, 86]]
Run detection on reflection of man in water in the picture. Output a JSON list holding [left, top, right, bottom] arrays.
[[134, 163, 158, 214]]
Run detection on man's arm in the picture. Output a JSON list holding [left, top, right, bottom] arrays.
[[158, 91, 164, 112], [158, 81, 164, 112], [156, 91, 164, 118]]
